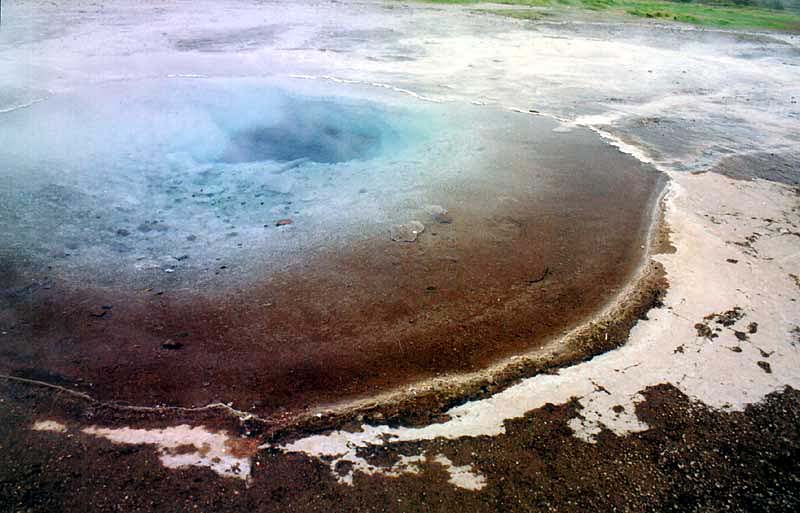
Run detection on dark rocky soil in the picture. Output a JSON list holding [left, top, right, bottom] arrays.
[[2, 379, 799, 513]]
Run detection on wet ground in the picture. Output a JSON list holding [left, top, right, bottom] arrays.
[[1, 1, 799, 512]]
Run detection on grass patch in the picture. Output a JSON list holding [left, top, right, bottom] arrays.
[[472, 7, 552, 18], [615, 1, 800, 28], [417, 0, 800, 31], [626, 9, 701, 23]]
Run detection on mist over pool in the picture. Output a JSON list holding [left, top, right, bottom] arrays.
[[1, 77, 454, 287]]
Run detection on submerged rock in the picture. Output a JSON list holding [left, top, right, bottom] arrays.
[[390, 221, 425, 242], [426, 205, 453, 224]]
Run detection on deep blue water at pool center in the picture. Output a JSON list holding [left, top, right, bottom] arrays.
[[216, 96, 393, 164]]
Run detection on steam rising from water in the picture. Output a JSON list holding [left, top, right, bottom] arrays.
[[0, 79, 440, 286]]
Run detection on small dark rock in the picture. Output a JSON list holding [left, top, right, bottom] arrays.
[[705, 307, 744, 327], [757, 361, 772, 374], [694, 323, 716, 339], [161, 340, 184, 350], [528, 267, 550, 285]]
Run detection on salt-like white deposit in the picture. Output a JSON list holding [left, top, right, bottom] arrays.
[[296, 448, 486, 491], [82, 424, 257, 480], [31, 420, 68, 433]]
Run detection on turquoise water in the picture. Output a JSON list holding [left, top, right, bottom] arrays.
[[0, 78, 452, 286]]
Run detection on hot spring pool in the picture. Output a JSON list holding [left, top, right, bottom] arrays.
[[0, 77, 456, 286], [0, 75, 662, 415]]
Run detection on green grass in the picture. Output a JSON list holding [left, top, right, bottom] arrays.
[[476, 7, 550, 18], [417, 0, 800, 31]]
